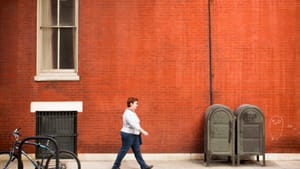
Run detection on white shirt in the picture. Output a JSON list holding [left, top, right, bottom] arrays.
[[121, 108, 141, 135]]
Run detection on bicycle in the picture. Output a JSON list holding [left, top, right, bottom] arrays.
[[0, 128, 81, 169]]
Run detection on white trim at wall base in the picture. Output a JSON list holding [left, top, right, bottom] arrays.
[[78, 153, 202, 161], [78, 153, 300, 161], [30, 101, 83, 112], [22, 153, 300, 162], [266, 153, 300, 160]]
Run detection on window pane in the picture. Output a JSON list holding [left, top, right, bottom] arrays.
[[42, 29, 58, 69], [41, 0, 57, 26], [52, 29, 58, 69], [60, 0, 75, 26], [60, 28, 74, 69]]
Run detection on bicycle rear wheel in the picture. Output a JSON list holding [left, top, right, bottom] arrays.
[[0, 151, 22, 169], [45, 150, 80, 169]]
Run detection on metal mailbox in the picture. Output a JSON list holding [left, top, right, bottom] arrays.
[[204, 104, 235, 166], [234, 104, 265, 166]]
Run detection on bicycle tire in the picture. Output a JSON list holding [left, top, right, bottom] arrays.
[[0, 151, 23, 169], [45, 150, 80, 169]]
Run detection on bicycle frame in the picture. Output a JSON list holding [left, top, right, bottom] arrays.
[[19, 136, 59, 169], [18, 140, 56, 168], [2, 135, 22, 169], [2, 140, 39, 169], [2, 128, 60, 169], [19, 149, 39, 168]]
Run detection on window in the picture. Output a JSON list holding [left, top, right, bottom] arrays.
[[36, 111, 78, 156], [35, 0, 79, 81]]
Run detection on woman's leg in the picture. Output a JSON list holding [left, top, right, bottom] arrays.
[[112, 132, 133, 168], [131, 135, 148, 169]]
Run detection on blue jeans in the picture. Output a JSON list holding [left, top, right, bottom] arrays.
[[112, 132, 147, 169]]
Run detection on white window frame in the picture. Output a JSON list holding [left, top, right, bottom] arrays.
[[35, 0, 79, 81], [30, 101, 83, 112]]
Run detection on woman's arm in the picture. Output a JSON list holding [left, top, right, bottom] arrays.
[[139, 127, 149, 136]]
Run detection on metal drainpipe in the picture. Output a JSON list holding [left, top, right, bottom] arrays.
[[208, 0, 213, 105]]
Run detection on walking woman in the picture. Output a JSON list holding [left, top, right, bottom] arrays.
[[112, 97, 153, 169]]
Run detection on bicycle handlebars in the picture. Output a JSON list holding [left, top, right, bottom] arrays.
[[13, 128, 21, 140]]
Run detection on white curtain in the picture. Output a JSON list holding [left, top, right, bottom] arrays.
[[41, 0, 54, 70]]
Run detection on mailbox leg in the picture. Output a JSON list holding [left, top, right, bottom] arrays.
[[206, 153, 210, 166], [257, 155, 259, 162], [263, 154, 266, 166]]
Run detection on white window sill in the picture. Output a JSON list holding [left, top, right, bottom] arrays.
[[34, 72, 80, 81]]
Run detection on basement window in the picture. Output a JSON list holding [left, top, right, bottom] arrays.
[[36, 111, 77, 157], [30, 101, 82, 157], [35, 0, 79, 81]]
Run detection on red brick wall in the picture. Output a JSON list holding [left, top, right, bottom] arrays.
[[78, 0, 208, 153], [0, 0, 38, 145], [211, 0, 300, 152], [0, 0, 299, 153]]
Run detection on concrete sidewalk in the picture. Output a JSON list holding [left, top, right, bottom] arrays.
[[77, 153, 300, 169], [80, 159, 300, 169], [19, 153, 300, 169]]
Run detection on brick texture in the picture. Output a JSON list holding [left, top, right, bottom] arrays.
[[211, 0, 300, 152], [0, 0, 299, 153]]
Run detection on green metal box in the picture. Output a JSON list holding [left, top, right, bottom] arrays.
[[234, 104, 265, 166], [204, 104, 235, 166]]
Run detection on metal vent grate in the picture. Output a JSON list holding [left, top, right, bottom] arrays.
[[36, 111, 77, 157]]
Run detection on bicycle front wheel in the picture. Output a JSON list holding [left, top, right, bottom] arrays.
[[45, 150, 80, 169], [0, 151, 22, 169]]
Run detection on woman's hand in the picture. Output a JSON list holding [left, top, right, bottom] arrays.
[[140, 128, 149, 136]]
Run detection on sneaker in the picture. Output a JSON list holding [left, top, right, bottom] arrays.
[[111, 167, 120, 169]]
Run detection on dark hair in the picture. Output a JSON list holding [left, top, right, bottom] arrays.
[[127, 97, 138, 107]]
